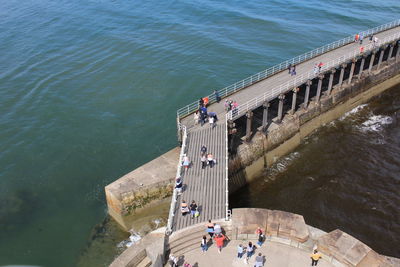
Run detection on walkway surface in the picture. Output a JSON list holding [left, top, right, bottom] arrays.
[[172, 122, 227, 231], [171, 240, 333, 267], [181, 25, 400, 129]]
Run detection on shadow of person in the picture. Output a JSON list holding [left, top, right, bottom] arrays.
[[177, 255, 185, 266], [192, 263, 199, 267]]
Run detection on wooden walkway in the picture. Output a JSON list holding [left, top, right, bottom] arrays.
[[181, 25, 400, 128], [172, 122, 226, 231]]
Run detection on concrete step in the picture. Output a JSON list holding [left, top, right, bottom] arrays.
[[136, 256, 151, 267]]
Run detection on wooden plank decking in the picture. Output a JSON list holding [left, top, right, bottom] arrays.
[[172, 122, 226, 231]]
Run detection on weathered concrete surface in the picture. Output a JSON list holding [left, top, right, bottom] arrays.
[[110, 227, 166, 267], [105, 147, 179, 229], [317, 229, 397, 267], [231, 208, 309, 243], [229, 60, 400, 191]]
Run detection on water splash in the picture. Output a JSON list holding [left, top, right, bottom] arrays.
[[358, 115, 393, 132]]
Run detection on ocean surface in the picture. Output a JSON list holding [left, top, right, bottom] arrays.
[[0, 0, 399, 266]]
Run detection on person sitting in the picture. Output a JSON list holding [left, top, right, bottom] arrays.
[[181, 200, 189, 215], [175, 178, 183, 195], [182, 154, 191, 170]]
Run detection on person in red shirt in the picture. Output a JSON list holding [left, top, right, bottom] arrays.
[[213, 233, 228, 253]]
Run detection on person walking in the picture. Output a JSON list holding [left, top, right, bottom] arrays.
[[313, 64, 319, 75], [189, 200, 198, 218], [288, 63, 292, 74], [310, 250, 322, 266], [209, 115, 215, 128], [182, 154, 191, 170], [206, 220, 215, 240], [201, 154, 207, 169], [207, 153, 215, 168], [246, 242, 255, 261], [200, 145, 207, 156], [255, 227, 264, 247], [359, 33, 364, 44], [354, 33, 359, 42], [254, 253, 264, 267], [291, 64, 296, 76], [201, 235, 208, 252], [237, 244, 244, 258], [214, 223, 222, 235], [169, 254, 178, 267], [194, 111, 199, 125], [213, 233, 227, 253], [224, 100, 230, 112], [199, 98, 204, 107], [214, 90, 221, 103]]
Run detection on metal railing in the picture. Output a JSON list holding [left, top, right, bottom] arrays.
[[225, 114, 229, 221], [166, 123, 188, 235], [227, 31, 400, 120], [177, 19, 400, 120]]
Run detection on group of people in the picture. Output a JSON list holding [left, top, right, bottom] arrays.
[[194, 99, 218, 128], [200, 145, 216, 169], [224, 99, 238, 112], [313, 61, 324, 75], [356, 33, 379, 54], [180, 200, 198, 218]]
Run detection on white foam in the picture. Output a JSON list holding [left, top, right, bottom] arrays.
[[340, 104, 368, 120], [359, 115, 393, 132]]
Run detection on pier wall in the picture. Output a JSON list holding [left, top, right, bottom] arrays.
[[105, 148, 179, 230], [229, 53, 400, 193]]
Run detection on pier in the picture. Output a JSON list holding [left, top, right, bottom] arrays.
[[166, 19, 400, 234]]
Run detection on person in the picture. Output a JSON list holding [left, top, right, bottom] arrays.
[[254, 253, 264, 267], [181, 200, 189, 215], [199, 98, 204, 107], [359, 33, 364, 44], [237, 244, 244, 258], [203, 96, 209, 106], [255, 227, 264, 247], [200, 106, 208, 126], [224, 100, 230, 112], [354, 33, 359, 42], [214, 90, 221, 103], [373, 36, 378, 47], [201, 145, 207, 155], [288, 63, 292, 74], [214, 223, 222, 235], [175, 177, 183, 195], [184, 262, 192, 267], [310, 250, 322, 266], [189, 200, 198, 218], [360, 46, 364, 54], [182, 155, 190, 170], [291, 64, 296, 76], [169, 254, 178, 267], [201, 154, 207, 169], [369, 34, 374, 42], [313, 64, 319, 75], [209, 115, 215, 128], [231, 101, 238, 117], [246, 242, 255, 261], [206, 220, 215, 239], [213, 233, 227, 253], [201, 235, 207, 252], [318, 62, 323, 72], [207, 153, 215, 168], [194, 111, 199, 125]]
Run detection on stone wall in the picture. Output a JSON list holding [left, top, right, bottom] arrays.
[[229, 58, 400, 192], [105, 147, 179, 230]]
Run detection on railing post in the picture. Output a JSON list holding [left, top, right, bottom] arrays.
[[327, 69, 336, 96], [396, 41, 400, 62]]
